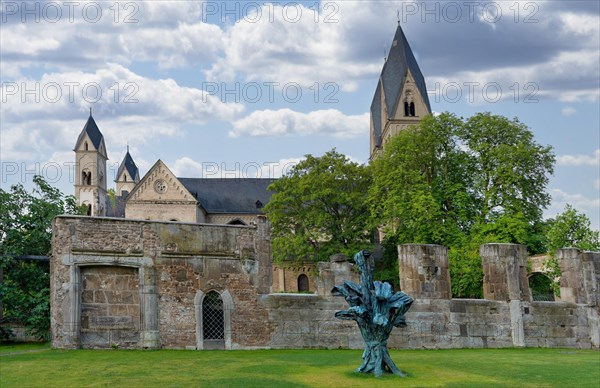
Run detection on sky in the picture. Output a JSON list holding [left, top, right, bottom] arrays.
[[1, 0, 599, 230]]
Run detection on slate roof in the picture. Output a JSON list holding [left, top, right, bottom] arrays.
[[178, 178, 274, 214], [115, 150, 140, 182], [370, 24, 431, 142], [371, 81, 383, 148], [75, 114, 105, 153]]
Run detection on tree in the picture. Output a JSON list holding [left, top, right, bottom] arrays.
[[369, 113, 475, 248], [541, 204, 600, 296], [461, 113, 555, 241], [370, 112, 555, 297], [0, 175, 85, 340], [546, 204, 600, 253], [264, 149, 372, 264]]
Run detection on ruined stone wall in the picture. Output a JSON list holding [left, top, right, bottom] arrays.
[[51, 215, 272, 349], [259, 245, 598, 350], [51, 218, 599, 350]]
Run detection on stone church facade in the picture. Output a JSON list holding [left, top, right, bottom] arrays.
[[74, 116, 272, 226], [52, 24, 599, 350]]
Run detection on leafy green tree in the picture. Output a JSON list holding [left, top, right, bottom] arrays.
[[546, 204, 599, 253], [370, 112, 555, 297], [0, 175, 85, 340], [369, 113, 475, 248], [461, 113, 555, 246], [265, 149, 372, 264], [542, 205, 599, 296]]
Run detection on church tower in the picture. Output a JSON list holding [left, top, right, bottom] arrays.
[[370, 23, 431, 159], [74, 111, 108, 216], [115, 146, 140, 196]]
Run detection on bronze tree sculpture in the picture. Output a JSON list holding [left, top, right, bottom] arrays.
[[332, 250, 413, 377]]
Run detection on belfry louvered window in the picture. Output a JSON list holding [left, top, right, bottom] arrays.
[[203, 291, 224, 340]]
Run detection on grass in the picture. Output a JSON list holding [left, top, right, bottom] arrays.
[[0, 345, 598, 387], [0, 341, 49, 355]]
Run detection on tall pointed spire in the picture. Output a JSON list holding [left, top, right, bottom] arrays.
[[370, 23, 431, 159]]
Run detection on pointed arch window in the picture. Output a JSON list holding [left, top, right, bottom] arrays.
[[84, 141, 89, 151]]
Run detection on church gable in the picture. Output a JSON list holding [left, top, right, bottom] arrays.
[[392, 69, 430, 120], [127, 160, 196, 203]]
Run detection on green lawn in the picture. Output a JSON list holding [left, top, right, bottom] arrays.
[[0, 345, 598, 387]]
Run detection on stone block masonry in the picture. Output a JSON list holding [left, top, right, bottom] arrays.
[[51, 215, 273, 349], [51, 216, 599, 350]]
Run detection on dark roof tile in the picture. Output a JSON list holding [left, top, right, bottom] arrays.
[[178, 178, 274, 214]]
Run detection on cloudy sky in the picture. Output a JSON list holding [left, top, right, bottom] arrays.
[[1, 0, 598, 229]]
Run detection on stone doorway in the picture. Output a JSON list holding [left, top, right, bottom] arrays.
[[80, 266, 141, 348], [202, 291, 224, 349], [195, 289, 233, 350]]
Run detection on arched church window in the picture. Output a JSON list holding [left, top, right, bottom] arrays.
[[86, 204, 92, 216], [404, 91, 415, 117], [203, 291, 224, 341], [82, 171, 92, 185], [298, 274, 309, 292], [84, 142, 88, 151], [124, 174, 127, 182]]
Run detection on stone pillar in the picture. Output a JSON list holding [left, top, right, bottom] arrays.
[[481, 243, 531, 302], [141, 266, 160, 349], [317, 254, 356, 296], [480, 243, 530, 347], [397, 244, 451, 299], [558, 248, 600, 348], [557, 248, 600, 305]]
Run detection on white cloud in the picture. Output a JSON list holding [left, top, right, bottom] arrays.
[[561, 107, 576, 116], [0, 64, 244, 162], [206, 2, 388, 90], [546, 188, 600, 230], [549, 188, 599, 211], [0, 1, 221, 74], [230, 108, 369, 138], [557, 149, 600, 166]]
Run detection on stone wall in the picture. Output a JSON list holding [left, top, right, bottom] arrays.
[[51, 217, 599, 350], [51, 215, 272, 349], [258, 245, 597, 350]]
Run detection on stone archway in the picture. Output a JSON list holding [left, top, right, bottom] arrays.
[[529, 272, 555, 301], [195, 289, 233, 349]]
